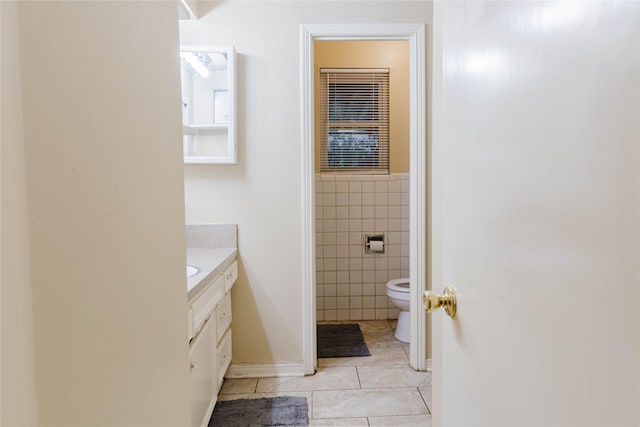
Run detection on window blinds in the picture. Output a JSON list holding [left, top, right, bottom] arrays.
[[319, 68, 390, 173]]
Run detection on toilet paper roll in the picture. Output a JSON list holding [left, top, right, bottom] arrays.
[[368, 241, 384, 252]]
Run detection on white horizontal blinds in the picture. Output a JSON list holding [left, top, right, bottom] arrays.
[[319, 68, 390, 173]]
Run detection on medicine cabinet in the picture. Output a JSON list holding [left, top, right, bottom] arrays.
[[180, 46, 237, 164]]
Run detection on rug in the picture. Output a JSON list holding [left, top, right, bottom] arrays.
[[317, 323, 371, 358], [209, 396, 308, 427]]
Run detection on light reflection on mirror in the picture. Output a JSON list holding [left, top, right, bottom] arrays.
[[179, 50, 229, 126]]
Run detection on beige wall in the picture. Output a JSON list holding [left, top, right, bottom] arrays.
[[181, 1, 431, 366], [314, 41, 410, 174], [1, 2, 39, 425], [8, 2, 191, 425]]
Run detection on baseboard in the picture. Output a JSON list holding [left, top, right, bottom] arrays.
[[225, 362, 306, 378], [427, 358, 432, 372]]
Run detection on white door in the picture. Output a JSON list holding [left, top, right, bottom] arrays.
[[431, 2, 640, 425]]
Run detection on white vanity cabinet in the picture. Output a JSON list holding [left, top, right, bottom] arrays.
[[188, 259, 237, 427]]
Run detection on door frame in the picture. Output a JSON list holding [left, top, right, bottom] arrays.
[[300, 23, 427, 374]]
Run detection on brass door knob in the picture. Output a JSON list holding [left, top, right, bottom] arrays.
[[423, 286, 457, 318]]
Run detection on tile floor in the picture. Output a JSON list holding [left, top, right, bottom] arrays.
[[218, 320, 432, 427]]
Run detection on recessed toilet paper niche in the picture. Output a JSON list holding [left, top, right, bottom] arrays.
[[364, 234, 385, 254]]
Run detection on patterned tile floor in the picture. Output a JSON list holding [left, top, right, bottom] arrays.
[[219, 320, 432, 427]]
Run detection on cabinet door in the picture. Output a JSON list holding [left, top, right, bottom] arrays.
[[189, 316, 217, 427], [217, 329, 232, 389], [216, 292, 232, 343]]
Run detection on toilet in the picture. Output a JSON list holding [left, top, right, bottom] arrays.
[[386, 278, 410, 343]]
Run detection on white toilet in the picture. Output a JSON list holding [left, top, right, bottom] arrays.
[[386, 278, 411, 343]]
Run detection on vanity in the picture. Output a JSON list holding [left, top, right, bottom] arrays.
[[186, 225, 238, 427]]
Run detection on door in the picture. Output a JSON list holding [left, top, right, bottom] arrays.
[[431, 2, 639, 425]]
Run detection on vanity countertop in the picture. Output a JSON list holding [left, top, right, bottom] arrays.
[[187, 247, 237, 300]]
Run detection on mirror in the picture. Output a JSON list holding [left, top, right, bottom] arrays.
[[180, 46, 237, 164]]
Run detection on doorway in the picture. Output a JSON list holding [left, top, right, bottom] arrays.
[[300, 24, 427, 374]]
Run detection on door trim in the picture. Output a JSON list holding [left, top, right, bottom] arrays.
[[300, 23, 427, 374]]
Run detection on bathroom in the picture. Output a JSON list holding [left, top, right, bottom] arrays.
[[313, 41, 412, 336]]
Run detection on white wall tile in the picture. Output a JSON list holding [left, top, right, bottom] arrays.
[[336, 309, 350, 321], [388, 257, 401, 270], [323, 193, 336, 206], [337, 206, 349, 219], [362, 309, 375, 320], [337, 285, 350, 297], [375, 296, 388, 308], [375, 192, 388, 206], [337, 297, 349, 309], [350, 283, 363, 296], [350, 297, 363, 309], [362, 257, 375, 270], [323, 219, 336, 233], [349, 270, 362, 284], [388, 192, 401, 206], [374, 218, 388, 231], [324, 258, 336, 271], [336, 232, 349, 245], [362, 193, 375, 206], [316, 173, 410, 321], [337, 271, 349, 283], [349, 219, 362, 232], [363, 283, 376, 295], [388, 180, 401, 192], [323, 283, 338, 298], [336, 193, 349, 206], [387, 244, 401, 257], [362, 181, 375, 192], [362, 270, 375, 283], [375, 309, 388, 320], [388, 206, 401, 219], [335, 181, 349, 193], [324, 297, 337, 309], [336, 245, 349, 258], [349, 309, 363, 320], [325, 270, 339, 286], [336, 258, 349, 271], [362, 219, 375, 232], [363, 296, 375, 309], [349, 258, 362, 271], [388, 218, 401, 232]]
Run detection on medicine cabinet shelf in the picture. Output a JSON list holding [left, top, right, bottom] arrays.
[[180, 46, 237, 165]]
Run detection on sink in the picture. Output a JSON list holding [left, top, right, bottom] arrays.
[[186, 265, 199, 278]]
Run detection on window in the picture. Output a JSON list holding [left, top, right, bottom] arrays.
[[319, 68, 389, 173]]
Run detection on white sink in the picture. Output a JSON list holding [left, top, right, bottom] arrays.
[[186, 265, 199, 278]]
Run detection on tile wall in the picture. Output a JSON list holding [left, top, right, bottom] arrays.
[[315, 173, 410, 321]]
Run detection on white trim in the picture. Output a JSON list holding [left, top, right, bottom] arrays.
[[225, 362, 306, 379], [301, 23, 427, 373], [300, 24, 317, 376]]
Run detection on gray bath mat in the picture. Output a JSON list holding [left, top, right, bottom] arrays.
[[208, 396, 308, 427], [317, 323, 371, 358]]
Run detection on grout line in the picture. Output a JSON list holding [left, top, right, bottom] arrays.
[[417, 385, 431, 415]]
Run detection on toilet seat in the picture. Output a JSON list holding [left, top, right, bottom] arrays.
[[386, 278, 410, 293]]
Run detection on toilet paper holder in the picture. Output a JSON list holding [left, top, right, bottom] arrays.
[[364, 234, 385, 254]]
